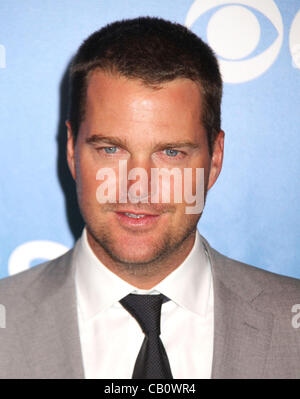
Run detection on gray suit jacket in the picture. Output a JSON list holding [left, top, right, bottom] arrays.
[[0, 235, 300, 379]]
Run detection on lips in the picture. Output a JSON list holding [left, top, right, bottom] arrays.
[[115, 209, 161, 226], [116, 209, 160, 216], [121, 212, 147, 219]]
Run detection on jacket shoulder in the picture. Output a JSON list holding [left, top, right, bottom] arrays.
[[0, 249, 74, 304], [214, 247, 300, 291], [200, 235, 300, 306]]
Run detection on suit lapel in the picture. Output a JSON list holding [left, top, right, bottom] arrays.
[[211, 277, 274, 378], [13, 250, 85, 379], [201, 237, 274, 379]]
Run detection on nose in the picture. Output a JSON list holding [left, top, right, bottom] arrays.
[[125, 156, 154, 204]]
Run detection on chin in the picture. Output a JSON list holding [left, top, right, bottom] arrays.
[[110, 246, 160, 265]]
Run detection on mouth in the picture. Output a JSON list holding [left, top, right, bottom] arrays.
[[121, 212, 149, 219], [115, 210, 162, 227]]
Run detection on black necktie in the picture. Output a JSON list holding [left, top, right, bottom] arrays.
[[120, 293, 173, 379]]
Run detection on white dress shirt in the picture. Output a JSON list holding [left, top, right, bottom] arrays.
[[74, 227, 214, 379]]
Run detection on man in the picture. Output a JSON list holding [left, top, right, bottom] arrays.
[[0, 16, 300, 379]]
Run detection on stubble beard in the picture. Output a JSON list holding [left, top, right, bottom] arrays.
[[85, 211, 202, 278]]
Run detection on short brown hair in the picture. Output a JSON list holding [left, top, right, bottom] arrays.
[[68, 16, 222, 155]]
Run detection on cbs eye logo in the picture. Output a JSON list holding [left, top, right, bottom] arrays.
[[185, 0, 284, 83], [0, 44, 5, 69], [290, 9, 300, 70], [8, 240, 69, 275]]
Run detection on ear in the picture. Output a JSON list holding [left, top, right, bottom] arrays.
[[66, 120, 76, 180], [207, 130, 225, 191]]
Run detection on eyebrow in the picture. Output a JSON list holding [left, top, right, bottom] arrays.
[[153, 142, 199, 151], [86, 135, 129, 147], [86, 134, 199, 150]]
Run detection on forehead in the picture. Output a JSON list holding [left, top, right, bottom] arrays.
[[82, 69, 204, 141]]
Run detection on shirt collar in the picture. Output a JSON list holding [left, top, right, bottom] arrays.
[[75, 227, 212, 321]]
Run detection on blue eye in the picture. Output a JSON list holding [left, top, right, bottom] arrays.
[[104, 147, 117, 154], [165, 149, 179, 157]]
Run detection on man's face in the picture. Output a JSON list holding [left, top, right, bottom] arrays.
[[67, 70, 224, 276]]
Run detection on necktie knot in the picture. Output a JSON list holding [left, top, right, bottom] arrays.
[[120, 293, 167, 335]]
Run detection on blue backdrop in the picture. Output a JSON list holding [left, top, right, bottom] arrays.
[[0, 0, 299, 278]]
